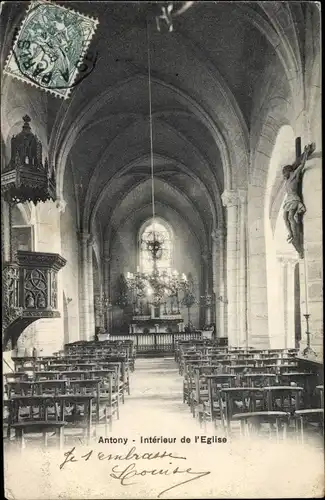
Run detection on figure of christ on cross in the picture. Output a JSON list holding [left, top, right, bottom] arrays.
[[282, 140, 316, 257]]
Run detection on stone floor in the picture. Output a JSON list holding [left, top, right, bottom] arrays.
[[4, 357, 324, 499]]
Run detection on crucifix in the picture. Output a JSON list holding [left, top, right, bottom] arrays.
[[282, 137, 315, 258], [282, 137, 316, 357]]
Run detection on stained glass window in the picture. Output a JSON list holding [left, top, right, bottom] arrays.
[[140, 219, 172, 273]]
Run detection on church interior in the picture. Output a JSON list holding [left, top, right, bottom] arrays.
[[1, 2, 323, 498]]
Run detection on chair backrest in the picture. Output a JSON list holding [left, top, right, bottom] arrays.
[[10, 395, 58, 424], [4, 372, 29, 383], [6, 381, 33, 398], [241, 373, 277, 388], [59, 371, 88, 381], [33, 380, 67, 396], [220, 387, 265, 422], [264, 386, 304, 412], [35, 371, 61, 381], [69, 379, 100, 396]]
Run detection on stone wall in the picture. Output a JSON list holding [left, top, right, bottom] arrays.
[[60, 163, 81, 344], [109, 211, 202, 331]]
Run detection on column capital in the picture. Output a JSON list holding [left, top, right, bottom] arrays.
[[87, 235, 94, 247], [211, 226, 225, 242], [221, 189, 238, 207], [277, 254, 299, 267], [237, 188, 247, 204], [221, 189, 247, 207], [77, 231, 92, 244], [55, 198, 67, 213], [201, 250, 211, 262]]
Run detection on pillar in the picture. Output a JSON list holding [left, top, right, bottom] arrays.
[[221, 190, 239, 347], [200, 249, 209, 328], [78, 231, 91, 340], [237, 189, 248, 347], [211, 227, 226, 338], [286, 258, 297, 349], [87, 236, 95, 339], [32, 200, 64, 355], [274, 257, 286, 349], [300, 156, 323, 357]]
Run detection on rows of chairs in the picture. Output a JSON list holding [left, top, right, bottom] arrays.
[[176, 340, 324, 443], [3, 340, 135, 450]]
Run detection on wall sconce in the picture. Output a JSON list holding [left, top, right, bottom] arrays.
[[66, 297, 73, 304]]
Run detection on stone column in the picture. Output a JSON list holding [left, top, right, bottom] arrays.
[[286, 258, 297, 349], [103, 255, 110, 331], [78, 231, 91, 340], [221, 190, 239, 347], [33, 200, 64, 354], [205, 297, 212, 326], [300, 156, 323, 357], [87, 236, 95, 339], [277, 257, 287, 349], [201, 250, 210, 328], [211, 227, 226, 338], [237, 189, 248, 347]]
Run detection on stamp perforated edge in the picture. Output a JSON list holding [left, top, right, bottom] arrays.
[[3, 0, 99, 99]]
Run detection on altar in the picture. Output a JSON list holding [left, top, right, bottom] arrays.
[[129, 303, 184, 334]]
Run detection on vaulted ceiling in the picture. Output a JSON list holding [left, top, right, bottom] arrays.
[[1, 1, 306, 251]]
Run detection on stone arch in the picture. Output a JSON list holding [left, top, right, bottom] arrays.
[[248, 96, 296, 348], [52, 72, 245, 203], [88, 157, 218, 240], [264, 125, 298, 348]]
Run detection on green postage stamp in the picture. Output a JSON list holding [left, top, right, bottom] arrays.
[[4, 0, 99, 99]]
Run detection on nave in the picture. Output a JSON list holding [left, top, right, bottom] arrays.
[[1, 2, 323, 498]]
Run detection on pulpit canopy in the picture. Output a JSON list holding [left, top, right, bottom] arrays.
[[1, 115, 56, 204]]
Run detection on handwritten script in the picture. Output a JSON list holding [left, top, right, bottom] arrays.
[[59, 446, 211, 498]]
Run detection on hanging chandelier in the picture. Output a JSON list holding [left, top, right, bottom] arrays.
[[126, 19, 187, 307]]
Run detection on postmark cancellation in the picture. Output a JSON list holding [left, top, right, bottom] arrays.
[[4, 0, 99, 99]]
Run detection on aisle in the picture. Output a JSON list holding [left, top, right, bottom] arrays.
[[4, 357, 324, 500], [111, 357, 201, 438]]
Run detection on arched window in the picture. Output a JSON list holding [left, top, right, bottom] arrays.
[[139, 218, 172, 273]]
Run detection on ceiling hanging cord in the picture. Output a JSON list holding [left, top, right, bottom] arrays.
[[146, 20, 156, 239]]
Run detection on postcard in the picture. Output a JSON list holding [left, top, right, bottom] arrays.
[[1, 1, 323, 499]]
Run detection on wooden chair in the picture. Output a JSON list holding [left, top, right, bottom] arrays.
[[33, 380, 68, 396], [55, 394, 94, 443], [264, 386, 304, 413], [191, 366, 212, 421], [241, 373, 277, 388], [232, 411, 290, 440], [202, 374, 237, 430], [5, 372, 31, 383], [11, 357, 37, 372], [219, 387, 265, 435], [293, 408, 324, 443], [59, 370, 89, 381], [9, 395, 66, 449], [35, 371, 61, 381], [183, 362, 200, 408], [99, 373, 120, 430], [279, 372, 318, 408], [72, 363, 98, 371], [228, 364, 255, 375], [6, 381, 34, 399]]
